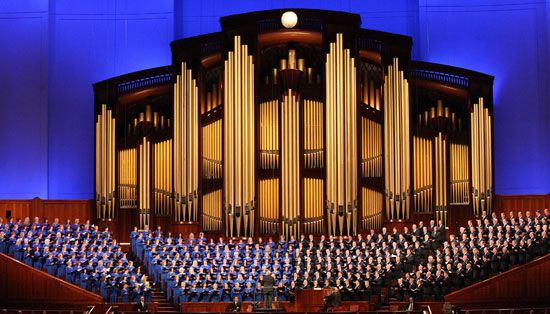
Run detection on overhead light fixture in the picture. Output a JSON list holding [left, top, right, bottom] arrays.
[[281, 11, 298, 28]]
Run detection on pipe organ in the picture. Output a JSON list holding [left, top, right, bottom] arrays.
[[93, 9, 493, 240], [450, 143, 469, 205], [303, 100, 324, 169], [413, 136, 433, 212], [384, 58, 411, 221], [138, 137, 151, 229], [361, 187, 383, 230], [202, 189, 222, 231], [326, 33, 358, 236], [153, 140, 172, 216], [281, 91, 301, 238], [259, 179, 280, 234], [434, 133, 448, 225], [202, 120, 222, 179], [174, 62, 199, 222], [260, 100, 279, 170], [223, 36, 255, 237], [361, 117, 382, 178], [95, 104, 116, 220], [118, 148, 137, 209], [471, 98, 493, 215]]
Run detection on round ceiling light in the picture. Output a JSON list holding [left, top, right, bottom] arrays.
[[281, 11, 298, 29]]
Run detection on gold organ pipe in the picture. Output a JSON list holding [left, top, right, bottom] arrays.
[[259, 100, 279, 169], [260, 179, 279, 234], [361, 187, 382, 230], [174, 62, 199, 222], [303, 178, 323, 234], [470, 98, 493, 215], [434, 133, 447, 224], [202, 189, 222, 231], [383, 58, 411, 221], [281, 91, 300, 238], [325, 34, 357, 236], [95, 104, 116, 219], [223, 36, 255, 237]]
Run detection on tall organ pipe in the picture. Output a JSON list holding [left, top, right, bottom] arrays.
[[325, 34, 357, 236], [174, 62, 199, 222], [471, 98, 493, 215], [223, 36, 255, 237], [383, 58, 410, 221], [95, 104, 116, 220]]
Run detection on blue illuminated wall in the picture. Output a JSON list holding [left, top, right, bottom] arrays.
[[0, 0, 548, 199]]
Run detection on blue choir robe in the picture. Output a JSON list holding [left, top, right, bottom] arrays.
[[254, 290, 263, 301], [199, 287, 211, 302], [242, 288, 255, 301], [167, 280, 178, 301], [66, 265, 75, 283], [100, 281, 109, 301], [189, 287, 202, 302], [79, 272, 89, 290], [24, 252, 34, 267], [175, 287, 189, 304], [45, 257, 56, 275], [132, 288, 142, 302], [231, 286, 243, 301], [221, 288, 232, 302], [172, 287, 182, 305], [143, 287, 153, 303], [210, 288, 222, 302], [57, 261, 67, 279], [12, 244, 24, 261], [109, 285, 119, 303], [0, 240, 8, 254], [276, 286, 287, 301]]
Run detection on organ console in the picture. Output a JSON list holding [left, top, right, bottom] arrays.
[[93, 9, 494, 241]]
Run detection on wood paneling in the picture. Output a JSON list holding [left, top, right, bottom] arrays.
[[0, 253, 102, 306], [445, 254, 550, 308], [0, 198, 92, 223], [171, 222, 200, 237], [494, 194, 550, 214]]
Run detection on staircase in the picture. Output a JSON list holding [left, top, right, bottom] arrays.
[[152, 288, 180, 314]]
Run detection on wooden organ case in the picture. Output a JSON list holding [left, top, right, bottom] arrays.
[[93, 9, 494, 241]]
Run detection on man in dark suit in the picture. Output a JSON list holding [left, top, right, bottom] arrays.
[[228, 296, 241, 312], [261, 271, 276, 309], [134, 295, 148, 312]]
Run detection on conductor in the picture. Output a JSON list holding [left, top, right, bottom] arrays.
[[261, 271, 276, 309]]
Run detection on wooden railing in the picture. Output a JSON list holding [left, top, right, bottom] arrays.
[[463, 308, 550, 314], [445, 254, 550, 308], [0, 253, 102, 307]]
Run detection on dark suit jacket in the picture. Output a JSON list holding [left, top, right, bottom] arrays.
[[262, 275, 275, 293], [228, 301, 241, 312], [134, 302, 148, 312]]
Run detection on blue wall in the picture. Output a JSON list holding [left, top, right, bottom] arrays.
[[0, 0, 548, 199]]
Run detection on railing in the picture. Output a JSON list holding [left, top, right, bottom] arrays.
[[409, 68, 469, 88], [0, 309, 88, 314], [180, 312, 424, 314], [117, 73, 173, 94], [463, 308, 550, 314]]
